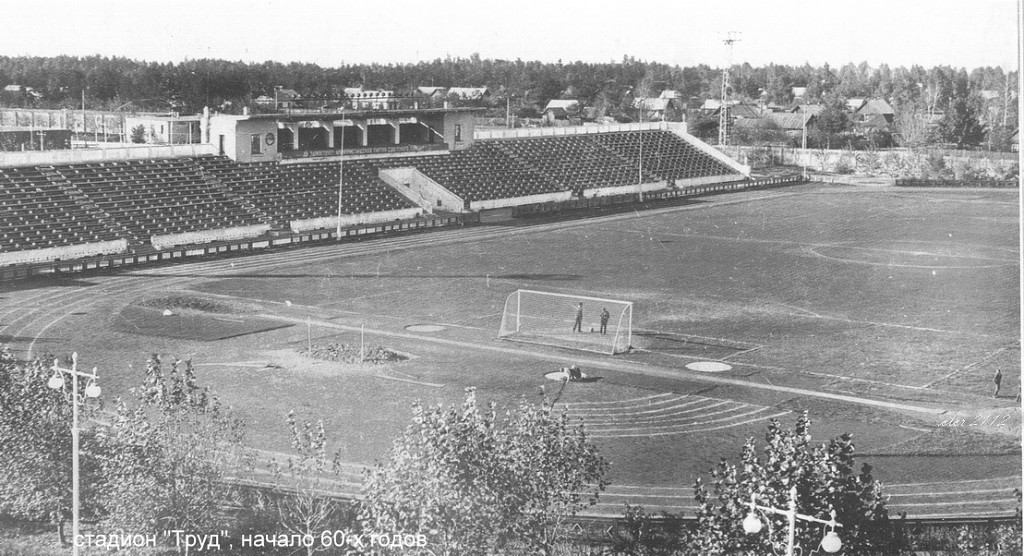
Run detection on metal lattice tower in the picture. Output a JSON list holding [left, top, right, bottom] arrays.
[[718, 32, 741, 146]]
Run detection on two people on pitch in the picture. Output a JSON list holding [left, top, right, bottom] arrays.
[[572, 302, 610, 335]]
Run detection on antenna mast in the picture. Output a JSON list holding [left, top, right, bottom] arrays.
[[718, 32, 741, 146]]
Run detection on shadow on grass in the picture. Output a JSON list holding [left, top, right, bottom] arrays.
[[129, 272, 585, 281]]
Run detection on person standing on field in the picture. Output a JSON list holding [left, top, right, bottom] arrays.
[[572, 302, 584, 333], [994, 368, 1003, 397], [600, 308, 610, 335]]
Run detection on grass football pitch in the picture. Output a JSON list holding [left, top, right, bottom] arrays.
[[8, 184, 1020, 516]]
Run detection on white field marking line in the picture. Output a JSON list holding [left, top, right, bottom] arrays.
[[631, 326, 758, 346], [566, 399, 710, 418], [894, 499, 1020, 507], [373, 373, 445, 388], [908, 512, 1020, 520], [261, 314, 947, 415], [432, 321, 488, 331], [630, 346, 791, 372], [320, 286, 421, 306], [192, 362, 273, 368], [886, 476, 1024, 488], [808, 250, 1016, 270], [767, 300, 825, 319], [631, 328, 760, 349], [560, 392, 674, 406], [586, 404, 767, 431], [887, 488, 1018, 498], [562, 395, 694, 413], [590, 410, 793, 438], [719, 346, 764, 361], [588, 406, 773, 433], [921, 347, 1010, 388], [475, 311, 503, 320], [638, 228, 1020, 264], [578, 401, 732, 424], [584, 402, 752, 427], [581, 401, 733, 421]]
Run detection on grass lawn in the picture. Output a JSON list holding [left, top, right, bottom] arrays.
[[13, 184, 1020, 514]]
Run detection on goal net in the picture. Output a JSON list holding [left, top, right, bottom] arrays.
[[498, 290, 633, 355]]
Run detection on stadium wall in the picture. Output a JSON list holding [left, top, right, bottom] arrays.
[[150, 224, 273, 250], [379, 167, 463, 212], [674, 174, 746, 188], [582, 181, 668, 198], [0, 239, 128, 267], [0, 144, 216, 167], [469, 190, 572, 210], [289, 208, 423, 233]]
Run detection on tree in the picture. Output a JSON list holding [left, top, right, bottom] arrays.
[[98, 355, 250, 538], [129, 124, 146, 143], [360, 388, 608, 556], [691, 412, 904, 555], [937, 97, 987, 148], [0, 348, 105, 544], [262, 411, 352, 556], [812, 94, 851, 149]]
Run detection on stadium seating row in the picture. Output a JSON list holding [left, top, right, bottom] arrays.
[[1, 130, 742, 258]]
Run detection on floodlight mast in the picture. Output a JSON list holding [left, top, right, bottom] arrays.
[[718, 32, 741, 146]]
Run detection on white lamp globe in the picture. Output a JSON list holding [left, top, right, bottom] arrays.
[[821, 531, 842, 553], [48, 374, 64, 389], [742, 512, 763, 534], [85, 382, 101, 398]]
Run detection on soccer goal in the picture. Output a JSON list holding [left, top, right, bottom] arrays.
[[498, 290, 633, 355]]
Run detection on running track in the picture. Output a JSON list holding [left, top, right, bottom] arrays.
[[2, 188, 1018, 518]]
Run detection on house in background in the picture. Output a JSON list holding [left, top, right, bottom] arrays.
[[542, 99, 580, 124], [447, 87, 490, 101], [417, 86, 447, 102], [633, 97, 683, 121]]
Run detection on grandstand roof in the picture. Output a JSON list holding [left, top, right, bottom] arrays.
[[220, 107, 486, 122]]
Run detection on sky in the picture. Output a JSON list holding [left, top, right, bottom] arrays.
[[4, 0, 1020, 70]]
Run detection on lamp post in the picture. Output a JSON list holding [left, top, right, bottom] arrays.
[[742, 486, 843, 556], [337, 107, 345, 241], [48, 352, 101, 556]]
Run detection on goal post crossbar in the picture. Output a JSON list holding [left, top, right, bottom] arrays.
[[499, 289, 633, 355], [514, 289, 635, 308]]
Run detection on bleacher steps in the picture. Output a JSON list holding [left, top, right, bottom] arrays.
[[39, 166, 139, 247], [195, 163, 279, 228]]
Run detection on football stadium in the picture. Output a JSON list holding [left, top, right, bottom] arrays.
[[0, 104, 1020, 527]]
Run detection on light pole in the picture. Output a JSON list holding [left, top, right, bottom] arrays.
[[337, 107, 345, 240], [742, 486, 843, 555], [48, 352, 101, 556]]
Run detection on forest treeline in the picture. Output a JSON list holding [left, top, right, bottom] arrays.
[[0, 54, 1015, 115]]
